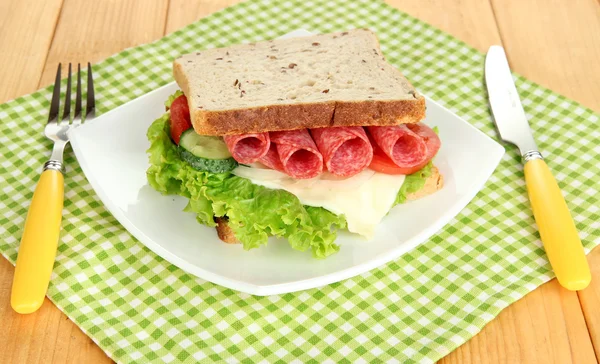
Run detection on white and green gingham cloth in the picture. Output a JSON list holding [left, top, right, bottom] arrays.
[[1, 0, 598, 362]]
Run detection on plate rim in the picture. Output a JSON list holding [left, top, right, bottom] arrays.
[[70, 80, 505, 296], [70, 29, 505, 296]]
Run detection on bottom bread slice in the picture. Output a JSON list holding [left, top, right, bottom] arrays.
[[214, 166, 444, 244]]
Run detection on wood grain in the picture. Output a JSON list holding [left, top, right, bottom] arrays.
[[0, 258, 111, 364], [386, 0, 502, 52], [0, 0, 599, 363], [490, 0, 600, 111], [579, 247, 600, 361], [38, 0, 170, 87], [439, 278, 597, 364], [0, 0, 63, 103], [166, 0, 242, 34]]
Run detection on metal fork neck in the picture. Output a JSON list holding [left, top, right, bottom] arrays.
[[44, 140, 67, 172], [43, 160, 63, 172], [523, 150, 544, 163]]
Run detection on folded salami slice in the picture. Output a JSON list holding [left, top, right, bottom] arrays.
[[260, 129, 323, 179], [311, 127, 373, 177], [259, 143, 285, 172], [405, 123, 441, 162], [367, 125, 428, 168], [224, 133, 270, 164]]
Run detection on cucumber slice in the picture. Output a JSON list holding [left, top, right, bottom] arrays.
[[179, 130, 232, 160], [178, 130, 237, 173], [178, 148, 238, 173]]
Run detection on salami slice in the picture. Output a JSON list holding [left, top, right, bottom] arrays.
[[224, 132, 270, 164], [310, 127, 373, 177], [405, 123, 441, 161], [260, 129, 323, 179], [259, 143, 285, 172], [367, 125, 428, 169]]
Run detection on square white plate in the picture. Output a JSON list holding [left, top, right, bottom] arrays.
[[70, 30, 504, 296]]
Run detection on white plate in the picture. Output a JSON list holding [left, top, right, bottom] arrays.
[[70, 30, 504, 296]]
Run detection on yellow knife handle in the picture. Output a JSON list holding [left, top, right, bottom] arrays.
[[524, 157, 591, 290], [11, 169, 64, 314]]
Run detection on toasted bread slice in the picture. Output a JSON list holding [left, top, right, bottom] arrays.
[[215, 166, 443, 244], [173, 29, 425, 136]]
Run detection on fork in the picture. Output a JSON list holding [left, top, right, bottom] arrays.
[[11, 63, 95, 314]]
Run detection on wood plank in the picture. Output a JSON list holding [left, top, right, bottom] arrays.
[[490, 0, 600, 111], [579, 247, 600, 361], [0, 0, 63, 103], [0, 258, 112, 364], [165, 0, 242, 34], [386, 0, 502, 52], [38, 0, 170, 87], [0, 0, 169, 363], [439, 278, 597, 364]]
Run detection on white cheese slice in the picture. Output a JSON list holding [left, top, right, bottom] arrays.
[[232, 165, 406, 239]]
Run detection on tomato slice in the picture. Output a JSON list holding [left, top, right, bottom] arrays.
[[369, 146, 423, 175], [169, 95, 192, 144], [368, 123, 441, 175]]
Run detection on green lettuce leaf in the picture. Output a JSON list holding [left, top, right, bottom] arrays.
[[393, 162, 434, 206], [146, 112, 346, 258]]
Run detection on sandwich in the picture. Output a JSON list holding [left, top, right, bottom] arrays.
[[146, 29, 443, 258]]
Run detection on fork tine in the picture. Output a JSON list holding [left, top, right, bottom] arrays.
[[48, 63, 61, 123], [74, 64, 82, 119], [86, 62, 95, 118], [61, 63, 72, 122]]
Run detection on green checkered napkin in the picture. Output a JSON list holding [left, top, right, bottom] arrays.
[[1, 0, 598, 362]]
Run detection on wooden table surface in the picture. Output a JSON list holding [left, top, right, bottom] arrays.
[[1, 0, 599, 363]]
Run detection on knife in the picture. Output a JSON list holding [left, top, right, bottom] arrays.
[[485, 46, 591, 291]]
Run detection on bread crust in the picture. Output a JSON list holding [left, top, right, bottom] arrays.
[[215, 166, 443, 244], [188, 99, 426, 135], [214, 217, 239, 244], [171, 29, 426, 136], [406, 166, 443, 201]]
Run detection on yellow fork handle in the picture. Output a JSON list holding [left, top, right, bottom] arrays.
[[524, 158, 591, 290], [11, 169, 64, 314]]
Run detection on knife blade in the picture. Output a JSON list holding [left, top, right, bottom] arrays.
[[485, 46, 538, 155], [485, 46, 591, 291]]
